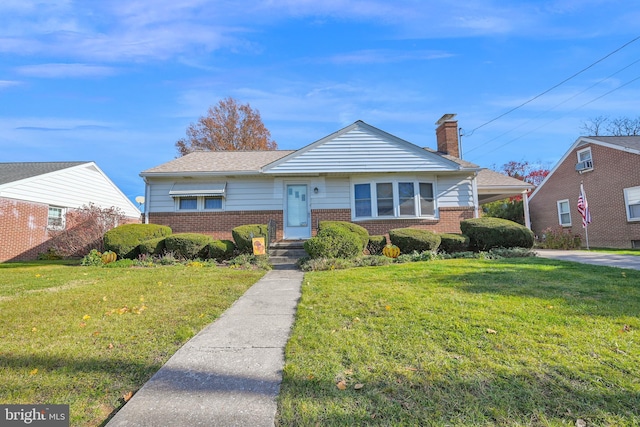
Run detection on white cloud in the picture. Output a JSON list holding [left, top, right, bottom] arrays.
[[0, 80, 21, 89], [16, 63, 118, 78]]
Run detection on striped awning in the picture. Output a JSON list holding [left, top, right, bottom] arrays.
[[169, 182, 226, 197]]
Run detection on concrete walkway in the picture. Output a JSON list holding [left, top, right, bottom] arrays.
[[106, 266, 304, 427], [536, 249, 640, 270]]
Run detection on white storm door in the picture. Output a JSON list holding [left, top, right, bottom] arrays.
[[284, 184, 311, 239]]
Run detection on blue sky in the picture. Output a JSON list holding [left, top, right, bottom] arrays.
[[2, 1, 639, 204]]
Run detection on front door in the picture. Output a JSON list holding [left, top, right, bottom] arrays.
[[284, 184, 311, 239]]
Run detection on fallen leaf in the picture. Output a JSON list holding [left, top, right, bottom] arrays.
[[92, 331, 100, 336], [486, 328, 497, 334], [102, 296, 108, 302], [576, 419, 586, 427], [622, 325, 631, 332], [107, 343, 114, 349], [405, 366, 418, 371], [344, 369, 354, 375], [354, 383, 364, 390], [82, 314, 91, 320], [31, 327, 37, 332], [385, 305, 391, 311], [336, 380, 347, 390], [79, 322, 86, 328], [123, 391, 133, 402], [29, 368, 38, 376]]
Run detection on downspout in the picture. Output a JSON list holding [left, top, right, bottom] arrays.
[[471, 172, 479, 218], [143, 178, 150, 224], [523, 190, 531, 230]]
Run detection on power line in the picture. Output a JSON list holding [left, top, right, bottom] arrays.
[[465, 56, 640, 155], [463, 34, 640, 137]]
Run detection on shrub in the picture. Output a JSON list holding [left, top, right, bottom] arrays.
[[318, 221, 369, 251], [164, 233, 214, 259], [232, 224, 270, 254], [389, 228, 441, 253], [396, 250, 443, 263], [539, 226, 582, 249], [367, 235, 387, 255], [439, 233, 469, 253], [304, 227, 362, 259], [460, 217, 534, 251], [209, 239, 236, 261], [104, 223, 172, 259], [138, 237, 166, 256], [48, 203, 127, 257], [81, 249, 103, 266], [228, 254, 272, 270]]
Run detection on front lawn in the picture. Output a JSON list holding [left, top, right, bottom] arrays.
[[0, 262, 264, 426], [588, 248, 640, 256], [277, 257, 640, 426]]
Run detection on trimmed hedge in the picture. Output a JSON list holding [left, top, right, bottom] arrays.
[[209, 239, 236, 261], [164, 233, 214, 259], [304, 226, 362, 259], [138, 237, 166, 256], [232, 224, 270, 254], [460, 217, 534, 251], [103, 224, 172, 259], [389, 228, 441, 253], [318, 221, 369, 251], [439, 233, 469, 253], [367, 235, 387, 255]]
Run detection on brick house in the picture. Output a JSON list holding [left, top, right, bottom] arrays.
[[528, 136, 640, 248], [0, 162, 141, 262], [141, 117, 531, 241]]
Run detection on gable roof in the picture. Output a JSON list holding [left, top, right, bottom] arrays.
[[0, 162, 88, 186], [141, 151, 294, 177], [263, 121, 469, 174], [530, 135, 640, 199]]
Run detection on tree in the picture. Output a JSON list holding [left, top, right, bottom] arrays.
[[48, 203, 126, 257], [176, 97, 277, 156], [581, 115, 640, 136]]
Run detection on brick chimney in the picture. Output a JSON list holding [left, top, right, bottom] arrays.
[[435, 113, 460, 158]]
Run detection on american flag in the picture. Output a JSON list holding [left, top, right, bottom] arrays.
[[577, 183, 591, 228]]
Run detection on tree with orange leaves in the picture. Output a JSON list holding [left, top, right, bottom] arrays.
[[175, 97, 277, 156]]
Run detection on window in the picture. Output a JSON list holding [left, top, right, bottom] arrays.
[[576, 147, 593, 172], [204, 196, 223, 210], [624, 186, 640, 221], [178, 197, 197, 210], [557, 200, 571, 226], [354, 184, 372, 217], [48, 206, 65, 229], [353, 181, 436, 219], [376, 183, 394, 216]]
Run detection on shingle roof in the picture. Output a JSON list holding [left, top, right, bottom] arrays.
[[583, 135, 640, 151], [141, 151, 295, 175], [476, 168, 534, 189], [0, 162, 88, 186]]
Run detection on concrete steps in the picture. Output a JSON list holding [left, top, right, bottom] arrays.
[[269, 241, 307, 266]]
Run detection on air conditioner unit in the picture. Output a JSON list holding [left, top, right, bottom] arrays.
[[575, 160, 593, 172]]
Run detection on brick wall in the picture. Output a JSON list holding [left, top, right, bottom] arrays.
[[0, 197, 51, 262], [529, 143, 640, 248], [149, 207, 474, 241]]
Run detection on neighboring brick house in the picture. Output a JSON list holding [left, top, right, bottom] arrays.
[[0, 162, 141, 262], [528, 136, 640, 248], [140, 117, 532, 241]]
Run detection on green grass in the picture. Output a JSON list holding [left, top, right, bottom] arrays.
[[277, 257, 640, 426], [0, 261, 264, 426], [587, 248, 640, 256]]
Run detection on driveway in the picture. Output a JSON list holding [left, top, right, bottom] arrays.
[[536, 249, 640, 271]]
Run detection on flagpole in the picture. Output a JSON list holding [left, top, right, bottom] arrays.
[[585, 223, 590, 250]]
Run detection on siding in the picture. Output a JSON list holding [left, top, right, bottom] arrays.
[[0, 163, 140, 218], [264, 126, 460, 174]]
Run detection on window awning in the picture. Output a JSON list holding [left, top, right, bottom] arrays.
[[169, 182, 226, 198]]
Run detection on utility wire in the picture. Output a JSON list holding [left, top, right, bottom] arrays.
[[469, 73, 640, 160], [463, 34, 640, 137], [465, 56, 640, 155]]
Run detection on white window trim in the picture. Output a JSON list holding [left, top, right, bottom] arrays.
[[577, 147, 592, 162], [351, 179, 437, 221], [557, 199, 571, 227], [175, 196, 225, 212], [623, 186, 640, 222], [47, 206, 66, 230]]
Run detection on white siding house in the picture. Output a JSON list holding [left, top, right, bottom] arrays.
[[141, 119, 530, 241], [0, 162, 140, 261]]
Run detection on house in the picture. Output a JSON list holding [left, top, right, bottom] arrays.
[[0, 162, 141, 262], [528, 136, 640, 248], [140, 117, 532, 241]]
